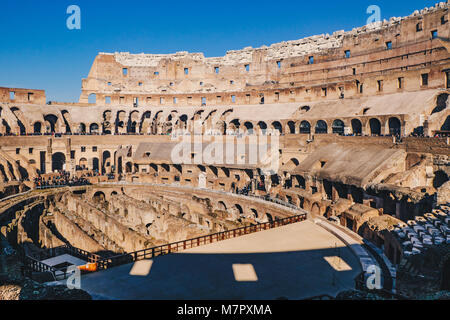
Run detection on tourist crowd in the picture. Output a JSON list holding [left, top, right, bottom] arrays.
[[34, 171, 91, 189]]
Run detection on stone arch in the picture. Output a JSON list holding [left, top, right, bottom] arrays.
[[92, 157, 100, 172], [61, 110, 73, 134], [217, 201, 227, 211], [249, 208, 259, 219], [243, 122, 254, 134], [115, 110, 127, 134], [234, 204, 243, 215], [265, 213, 274, 223], [351, 119, 362, 135], [287, 121, 296, 134], [52, 152, 66, 172], [229, 119, 241, 131], [128, 111, 140, 134], [33, 122, 42, 134], [78, 123, 86, 134], [140, 111, 152, 134], [89, 123, 99, 135], [369, 118, 381, 136], [10, 107, 28, 135], [257, 121, 268, 134], [93, 191, 106, 202], [388, 117, 402, 136], [88, 93, 97, 104], [299, 120, 311, 134], [79, 158, 88, 169], [332, 119, 345, 135], [315, 120, 328, 134], [271, 121, 283, 134], [44, 114, 59, 133]]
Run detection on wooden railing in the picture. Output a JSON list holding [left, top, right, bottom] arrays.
[[97, 213, 307, 270]]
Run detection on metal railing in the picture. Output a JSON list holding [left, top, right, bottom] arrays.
[[97, 214, 307, 270]]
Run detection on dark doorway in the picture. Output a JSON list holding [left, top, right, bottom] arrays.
[[351, 119, 362, 135], [369, 118, 381, 135], [51, 153, 65, 172], [388, 117, 402, 136]]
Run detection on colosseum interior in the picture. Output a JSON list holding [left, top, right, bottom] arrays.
[[1, 1, 450, 301]]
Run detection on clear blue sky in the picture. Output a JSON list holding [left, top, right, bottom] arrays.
[[0, 0, 438, 102]]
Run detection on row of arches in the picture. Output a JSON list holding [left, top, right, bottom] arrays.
[[0, 110, 407, 137]]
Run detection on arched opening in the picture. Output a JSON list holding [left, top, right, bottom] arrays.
[[244, 122, 254, 135], [234, 204, 243, 216], [125, 162, 133, 173], [250, 208, 259, 219], [52, 152, 66, 172], [271, 121, 283, 134], [92, 158, 99, 172], [33, 122, 42, 134], [229, 119, 240, 131], [433, 170, 449, 189], [299, 121, 311, 134], [315, 120, 328, 134], [217, 201, 227, 211], [79, 158, 88, 170], [258, 121, 267, 134], [44, 114, 58, 134], [369, 118, 381, 136], [61, 110, 72, 134], [266, 213, 274, 223], [93, 191, 105, 203], [89, 123, 99, 135], [351, 119, 362, 135], [88, 93, 97, 104], [388, 117, 402, 136], [287, 121, 296, 134], [102, 151, 111, 174], [78, 123, 86, 134], [332, 119, 345, 135]]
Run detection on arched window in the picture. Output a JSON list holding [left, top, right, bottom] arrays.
[[90, 123, 99, 134], [315, 120, 328, 134], [369, 118, 381, 136], [287, 121, 296, 134], [388, 117, 402, 136], [52, 153, 66, 172], [351, 119, 362, 135], [272, 121, 283, 134], [299, 121, 311, 134], [332, 119, 345, 135], [33, 122, 42, 134], [88, 93, 97, 104]]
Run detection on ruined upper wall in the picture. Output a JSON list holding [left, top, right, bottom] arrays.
[[80, 2, 450, 106], [108, 2, 450, 67]]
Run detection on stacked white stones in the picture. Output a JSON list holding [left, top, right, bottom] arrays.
[[394, 203, 450, 257]]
